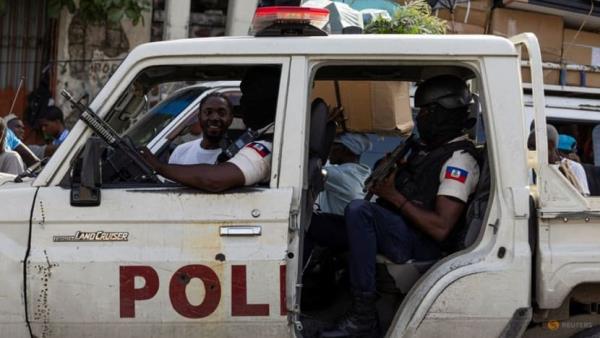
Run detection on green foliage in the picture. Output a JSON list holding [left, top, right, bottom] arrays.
[[47, 0, 151, 26], [364, 0, 446, 35]]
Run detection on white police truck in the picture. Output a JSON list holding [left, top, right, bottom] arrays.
[[2, 6, 600, 338]]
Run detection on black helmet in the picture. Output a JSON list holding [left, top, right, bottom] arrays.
[[414, 75, 472, 110]]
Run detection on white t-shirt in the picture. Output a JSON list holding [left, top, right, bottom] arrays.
[[168, 138, 221, 165], [227, 140, 272, 186], [561, 158, 590, 196], [437, 138, 480, 203], [0, 150, 24, 175]]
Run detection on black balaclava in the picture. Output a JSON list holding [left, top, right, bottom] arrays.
[[416, 105, 468, 149], [240, 66, 281, 131], [414, 75, 472, 149]]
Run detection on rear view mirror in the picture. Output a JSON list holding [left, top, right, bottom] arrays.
[[71, 137, 103, 207]]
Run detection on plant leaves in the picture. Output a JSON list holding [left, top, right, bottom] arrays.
[[125, 7, 137, 20], [66, 0, 76, 13], [365, 0, 446, 35], [107, 7, 125, 23], [47, 0, 63, 18], [46, 0, 148, 26]]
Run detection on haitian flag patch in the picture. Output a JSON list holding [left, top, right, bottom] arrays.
[[247, 142, 271, 158], [444, 166, 468, 183]]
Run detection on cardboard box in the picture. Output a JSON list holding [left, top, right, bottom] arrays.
[[311, 81, 413, 133], [456, 0, 494, 11], [490, 8, 564, 62], [564, 70, 600, 88], [397, 0, 493, 11], [521, 66, 600, 88], [434, 7, 489, 28], [446, 21, 485, 34], [520, 67, 560, 85], [563, 29, 600, 66]]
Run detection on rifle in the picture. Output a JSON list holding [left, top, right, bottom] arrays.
[[61, 89, 158, 182], [363, 135, 416, 201], [332, 80, 348, 131]]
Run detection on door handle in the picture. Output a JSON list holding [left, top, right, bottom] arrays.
[[219, 226, 262, 236]]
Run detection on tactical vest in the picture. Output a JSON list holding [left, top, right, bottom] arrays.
[[377, 139, 479, 250]]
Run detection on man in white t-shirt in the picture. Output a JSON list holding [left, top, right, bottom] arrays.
[[168, 93, 233, 165], [140, 66, 279, 191]]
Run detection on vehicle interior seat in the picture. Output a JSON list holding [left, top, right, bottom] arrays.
[[302, 98, 337, 225], [375, 145, 490, 293]]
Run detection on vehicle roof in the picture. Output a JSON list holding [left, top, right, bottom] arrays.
[[165, 81, 241, 97], [127, 34, 517, 61]]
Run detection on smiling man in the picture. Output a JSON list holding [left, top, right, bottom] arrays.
[[141, 66, 280, 192], [168, 92, 234, 165]]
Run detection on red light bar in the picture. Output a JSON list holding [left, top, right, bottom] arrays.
[[251, 6, 330, 35]]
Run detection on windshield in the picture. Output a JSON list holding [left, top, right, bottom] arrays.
[[124, 87, 208, 146]]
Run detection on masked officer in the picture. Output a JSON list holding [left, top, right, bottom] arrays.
[[307, 75, 480, 337]]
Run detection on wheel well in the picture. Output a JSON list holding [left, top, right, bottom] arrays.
[[533, 283, 600, 323]]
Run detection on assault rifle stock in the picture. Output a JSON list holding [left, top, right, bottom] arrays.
[[61, 89, 158, 182], [363, 135, 415, 201]]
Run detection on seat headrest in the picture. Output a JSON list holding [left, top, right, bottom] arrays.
[[309, 98, 335, 162]]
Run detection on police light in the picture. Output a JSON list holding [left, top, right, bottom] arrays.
[[251, 6, 330, 37]]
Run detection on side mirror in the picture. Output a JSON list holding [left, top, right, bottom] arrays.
[[71, 137, 103, 207]]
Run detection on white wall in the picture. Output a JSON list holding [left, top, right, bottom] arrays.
[[225, 0, 259, 36], [54, 7, 152, 123]]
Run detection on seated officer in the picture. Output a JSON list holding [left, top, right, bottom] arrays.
[[168, 92, 234, 165], [141, 66, 279, 191], [307, 75, 480, 337]]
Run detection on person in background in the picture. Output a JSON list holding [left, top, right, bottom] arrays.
[[4, 114, 25, 140], [172, 114, 204, 146], [2, 117, 39, 167], [168, 92, 234, 165], [0, 118, 24, 175], [528, 125, 590, 196], [316, 132, 372, 215], [40, 106, 69, 157], [557, 134, 582, 163]]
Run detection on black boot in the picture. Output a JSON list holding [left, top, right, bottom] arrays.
[[320, 291, 379, 338]]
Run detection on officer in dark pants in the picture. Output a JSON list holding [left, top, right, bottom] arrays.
[[306, 75, 481, 337]]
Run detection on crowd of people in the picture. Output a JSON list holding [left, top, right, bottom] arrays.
[[0, 105, 69, 176]]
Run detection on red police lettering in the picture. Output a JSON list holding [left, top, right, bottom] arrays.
[[119, 264, 287, 318], [232, 265, 269, 316], [120, 266, 159, 318], [169, 265, 221, 318]]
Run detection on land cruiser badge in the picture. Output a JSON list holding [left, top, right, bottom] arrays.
[[53, 231, 129, 242]]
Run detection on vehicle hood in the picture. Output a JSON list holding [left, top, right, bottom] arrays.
[[0, 173, 33, 188]]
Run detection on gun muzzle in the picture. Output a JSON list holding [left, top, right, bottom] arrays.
[[60, 89, 75, 102]]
